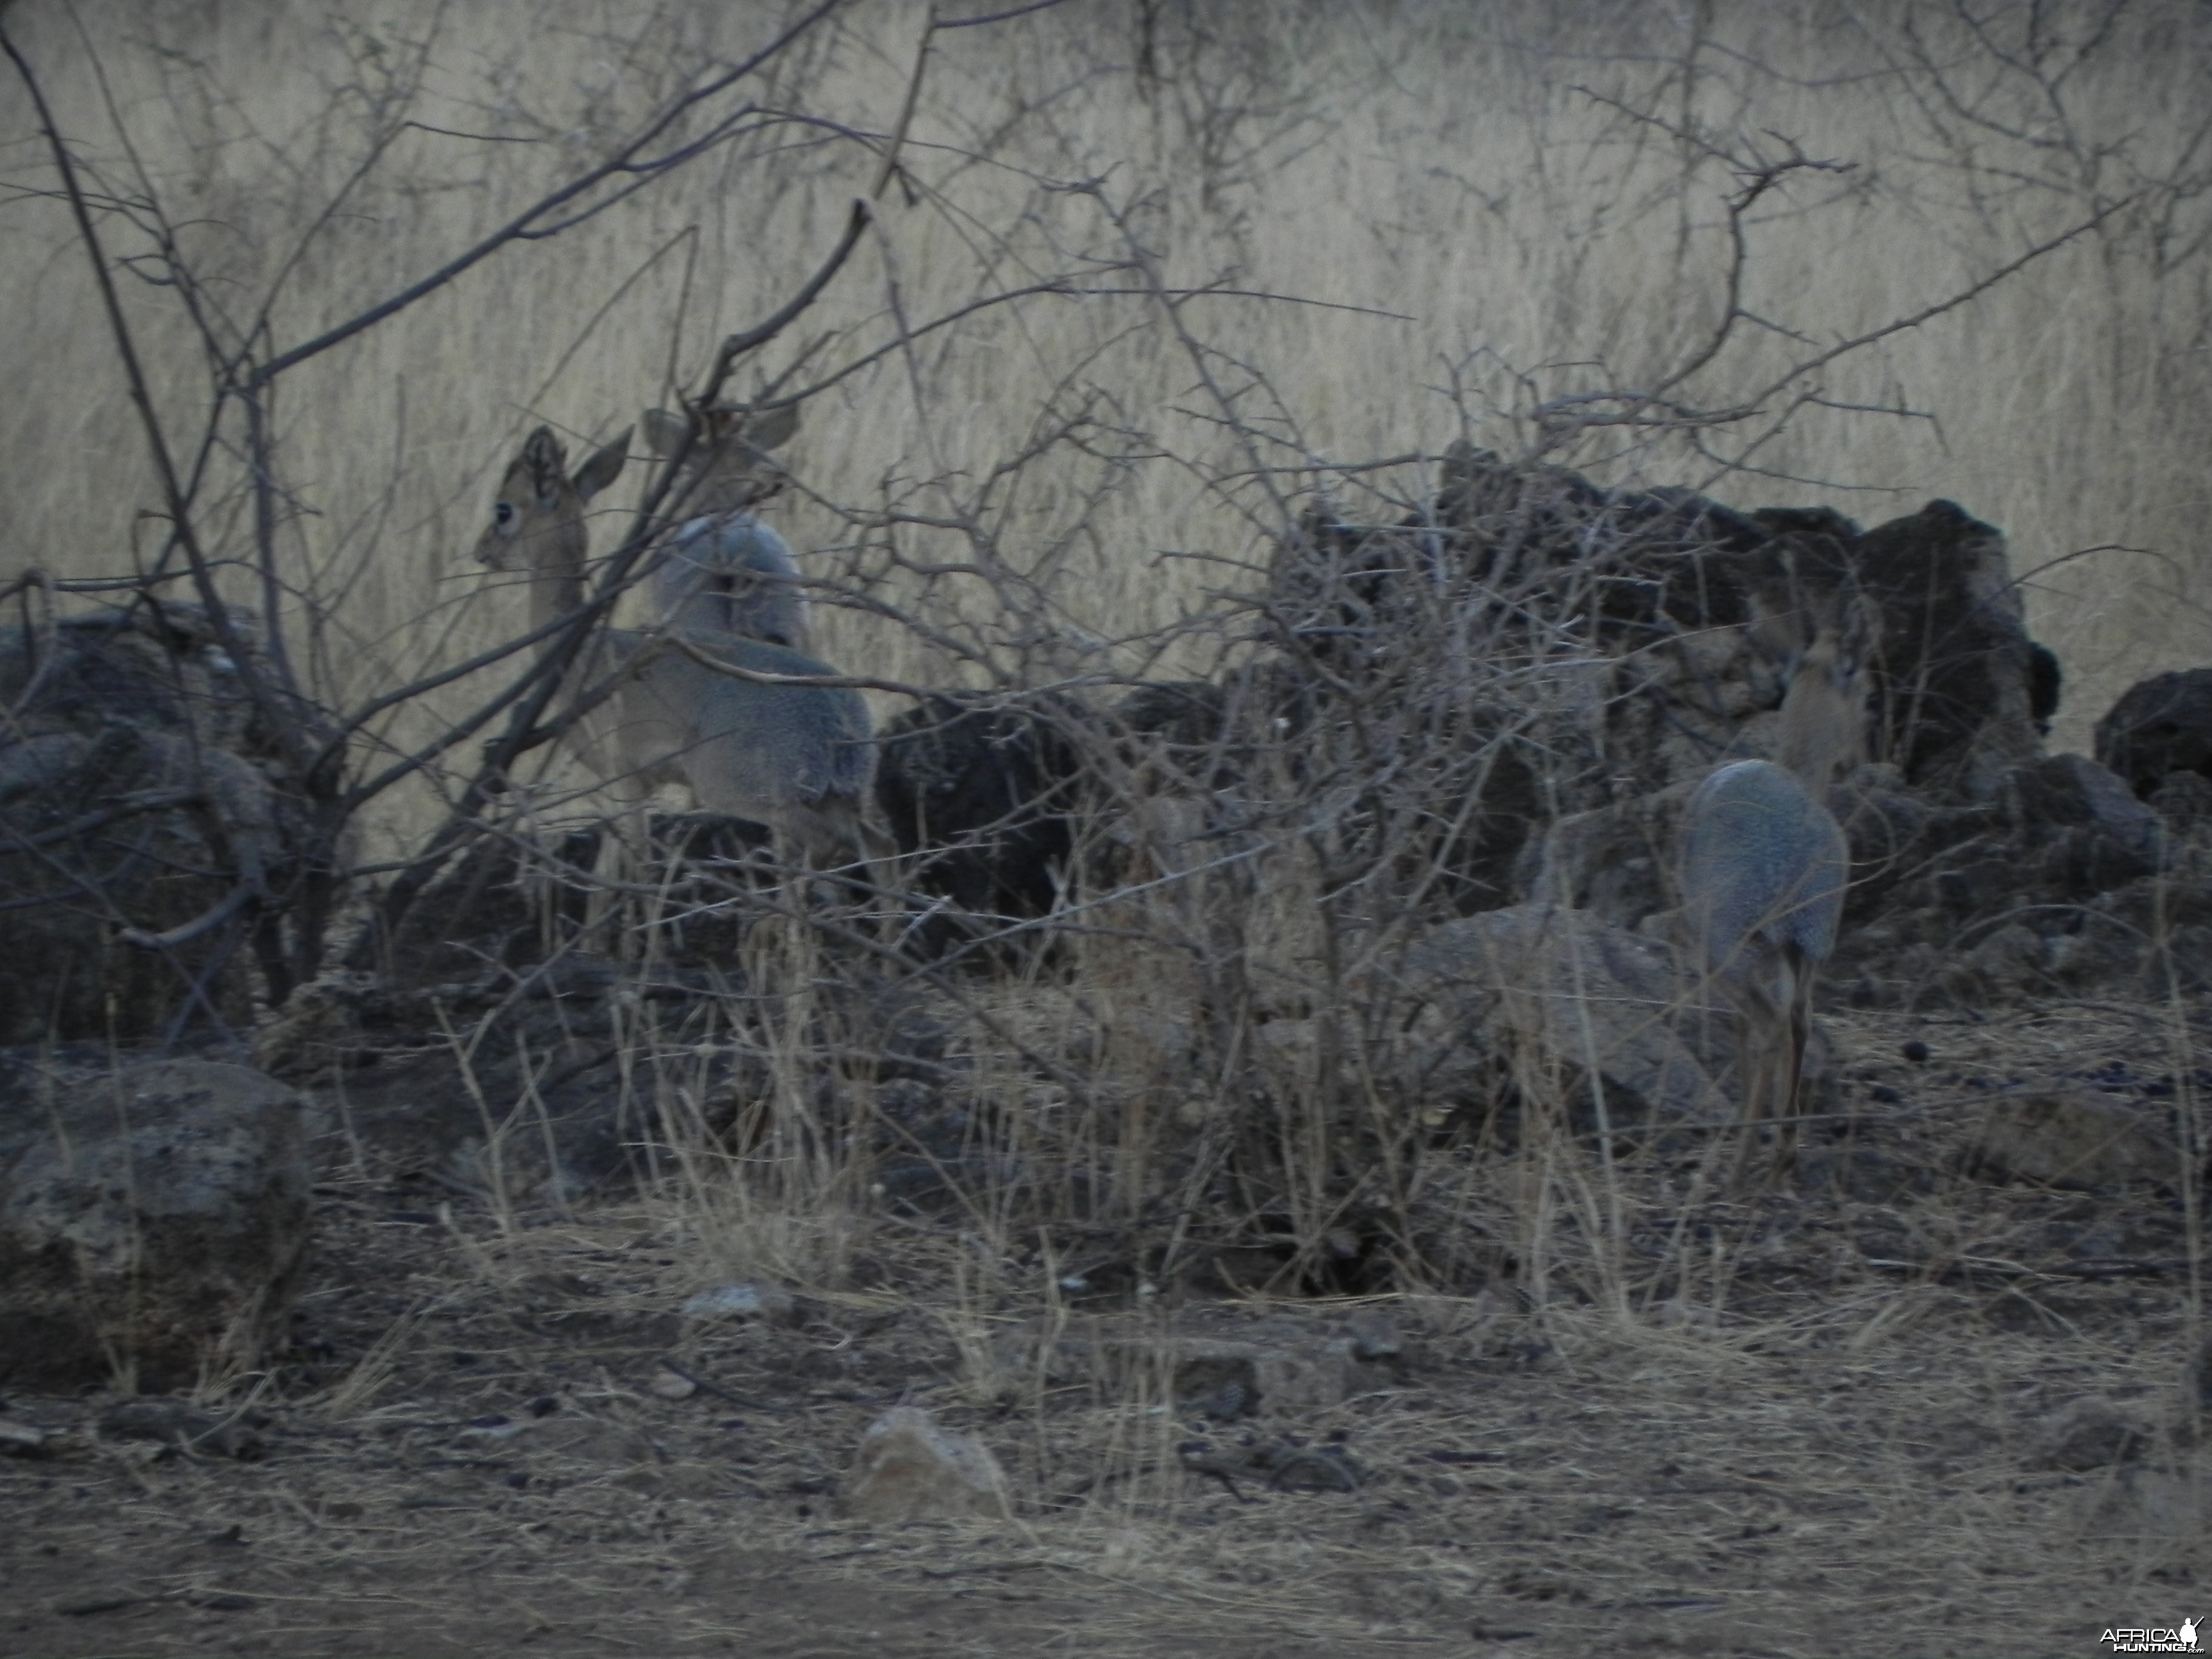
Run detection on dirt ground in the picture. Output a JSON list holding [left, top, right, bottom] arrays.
[[2, 999, 2204, 1659]]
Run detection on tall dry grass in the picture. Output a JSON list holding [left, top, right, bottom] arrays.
[[3, 1, 2208, 870]]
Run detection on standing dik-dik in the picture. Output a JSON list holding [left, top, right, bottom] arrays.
[[1681, 602, 1875, 1178], [473, 425, 876, 866], [641, 402, 811, 652]]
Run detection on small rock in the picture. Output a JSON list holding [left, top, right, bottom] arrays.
[[1171, 1338, 1352, 1413], [1179, 1436, 1362, 1494], [2031, 1396, 2150, 1472], [1344, 1307, 1403, 1361], [680, 1281, 797, 1326], [650, 1367, 697, 1400], [1, 1057, 311, 1390], [1943, 923, 2047, 1000], [524, 1417, 660, 1466], [1191, 1378, 1250, 1421], [1968, 1090, 2178, 1190], [99, 1399, 263, 1460], [838, 1406, 1010, 1523], [991, 1311, 1376, 1415]]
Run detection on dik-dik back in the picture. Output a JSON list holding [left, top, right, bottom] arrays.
[[1681, 758, 1849, 979], [600, 632, 876, 863]]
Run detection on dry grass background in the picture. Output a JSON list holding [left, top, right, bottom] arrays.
[[5, 0, 2211, 858]]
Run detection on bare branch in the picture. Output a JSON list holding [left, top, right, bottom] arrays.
[[244, 0, 846, 388], [1, 24, 314, 779]]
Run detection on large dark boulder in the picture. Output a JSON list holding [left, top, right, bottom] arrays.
[[1275, 460, 2051, 812], [352, 821, 603, 985], [0, 1056, 312, 1390], [0, 601, 321, 1041], [875, 691, 1087, 951], [2095, 668, 2212, 799], [1845, 500, 2046, 798], [1833, 752, 2180, 1002]]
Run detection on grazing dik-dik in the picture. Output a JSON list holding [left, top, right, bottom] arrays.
[[1680, 600, 1875, 1179], [473, 424, 877, 867]]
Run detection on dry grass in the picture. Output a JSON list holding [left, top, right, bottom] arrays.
[[3, 1000, 2204, 1656], [5, 0, 2210, 842]]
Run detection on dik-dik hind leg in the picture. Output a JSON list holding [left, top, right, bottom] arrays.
[[579, 796, 655, 954], [1732, 1037, 1810, 1190], [1771, 993, 1815, 1176], [1731, 961, 1815, 1188], [1730, 1024, 1779, 1184], [1727, 989, 1803, 1187]]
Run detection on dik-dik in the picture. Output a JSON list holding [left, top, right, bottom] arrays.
[[473, 424, 876, 866], [641, 401, 811, 653], [1680, 601, 1875, 1179]]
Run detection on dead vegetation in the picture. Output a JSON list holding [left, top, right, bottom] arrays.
[[1, 1000, 2203, 1657]]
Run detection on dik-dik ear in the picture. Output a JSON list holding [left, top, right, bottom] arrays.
[[520, 427, 569, 508], [743, 401, 800, 453], [572, 426, 631, 503], [1837, 589, 1882, 675], [642, 407, 692, 457]]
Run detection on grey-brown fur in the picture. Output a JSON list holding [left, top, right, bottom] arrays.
[[1680, 598, 1875, 1178], [474, 424, 874, 865]]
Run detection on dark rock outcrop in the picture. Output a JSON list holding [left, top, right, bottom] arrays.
[[0, 600, 326, 1041], [2096, 668, 2212, 799], [874, 691, 1087, 951], [0, 1056, 312, 1390]]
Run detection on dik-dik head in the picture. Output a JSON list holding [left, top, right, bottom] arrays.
[[1773, 592, 1880, 795], [641, 401, 800, 519], [474, 426, 631, 580]]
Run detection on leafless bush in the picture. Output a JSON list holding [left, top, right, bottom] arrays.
[[4, 2, 2207, 1318]]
